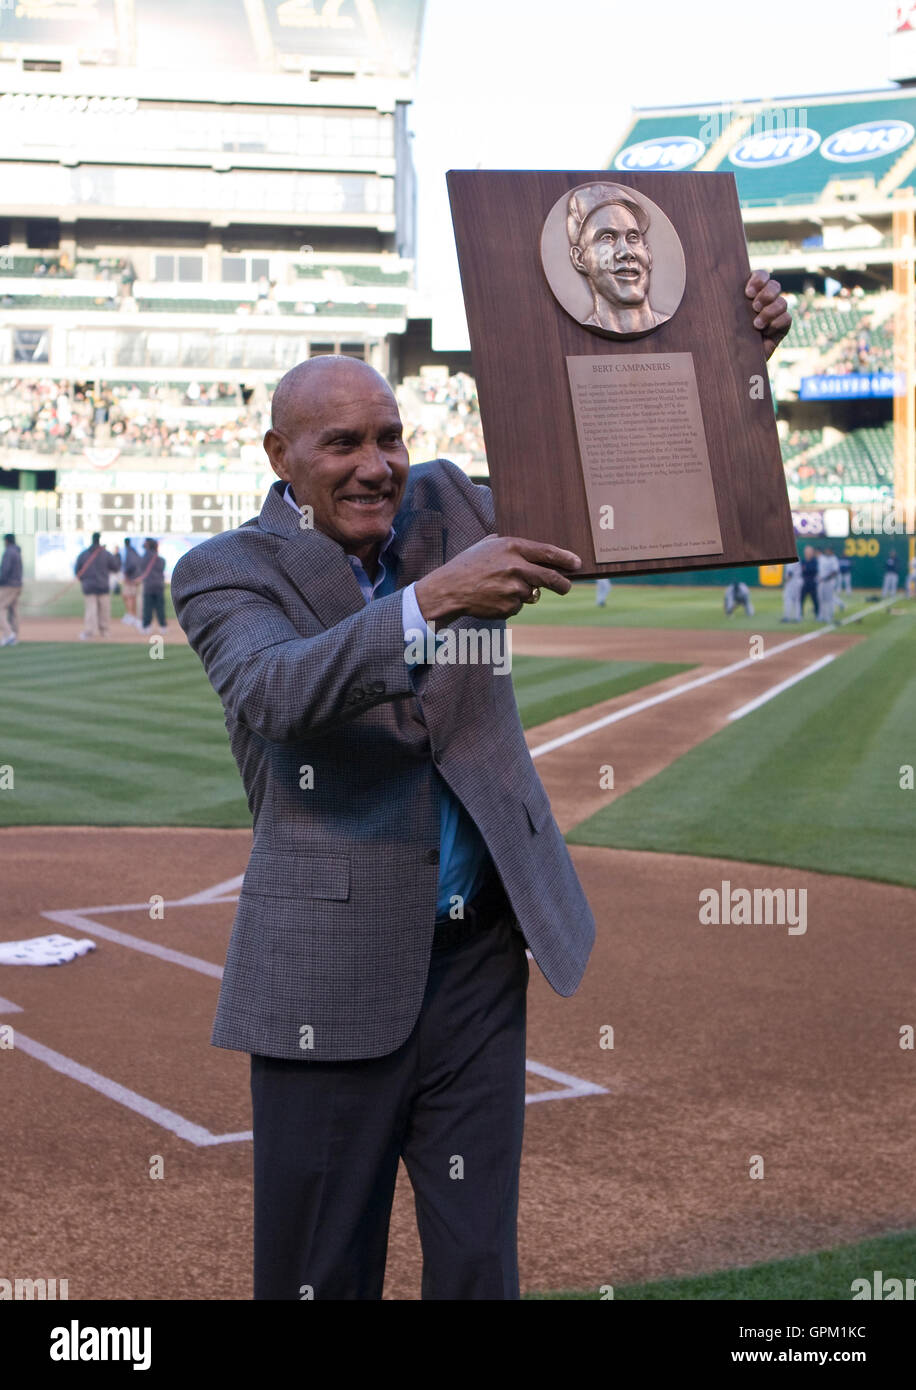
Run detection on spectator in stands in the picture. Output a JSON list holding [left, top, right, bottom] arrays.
[[800, 546, 819, 619], [0, 532, 23, 648], [139, 538, 167, 634], [75, 531, 121, 641], [118, 257, 137, 298], [882, 550, 900, 599]]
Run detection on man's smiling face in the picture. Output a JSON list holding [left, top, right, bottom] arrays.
[[265, 359, 410, 570], [571, 204, 652, 308]]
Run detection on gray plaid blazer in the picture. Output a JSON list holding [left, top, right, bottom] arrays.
[[171, 459, 595, 1061]]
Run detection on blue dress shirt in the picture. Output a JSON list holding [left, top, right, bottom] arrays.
[[283, 484, 490, 917]]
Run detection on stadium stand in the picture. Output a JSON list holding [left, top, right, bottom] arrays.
[[395, 371, 487, 470], [1, 23, 913, 568], [0, 1, 426, 570], [607, 86, 916, 517]]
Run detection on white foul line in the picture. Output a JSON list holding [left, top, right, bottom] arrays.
[[13, 596, 901, 1143], [528, 594, 909, 760], [727, 654, 837, 722], [529, 628, 827, 758], [837, 593, 907, 626]]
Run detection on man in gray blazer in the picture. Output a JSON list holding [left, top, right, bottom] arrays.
[[171, 355, 593, 1301], [173, 262, 790, 1299]]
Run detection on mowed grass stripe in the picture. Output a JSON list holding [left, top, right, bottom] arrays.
[[568, 613, 916, 887], [0, 741, 249, 827], [512, 656, 693, 730], [525, 1228, 916, 1300], [0, 643, 241, 825], [4, 728, 233, 778], [1, 767, 247, 828], [2, 694, 223, 743], [1, 644, 681, 827]]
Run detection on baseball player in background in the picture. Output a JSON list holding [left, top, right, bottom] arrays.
[[781, 559, 802, 622], [817, 547, 840, 624], [724, 581, 754, 617]]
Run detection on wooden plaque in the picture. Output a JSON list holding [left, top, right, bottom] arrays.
[[446, 170, 797, 576]]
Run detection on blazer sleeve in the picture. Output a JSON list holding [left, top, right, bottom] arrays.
[[172, 547, 420, 744]]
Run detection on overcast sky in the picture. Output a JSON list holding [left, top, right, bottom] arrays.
[[409, 0, 901, 348]]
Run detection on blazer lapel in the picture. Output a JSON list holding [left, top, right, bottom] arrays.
[[257, 479, 444, 632], [392, 507, 443, 589]]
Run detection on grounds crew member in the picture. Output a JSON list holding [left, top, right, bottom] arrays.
[[0, 532, 23, 647], [139, 539, 167, 634], [75, 531, 120, 640]]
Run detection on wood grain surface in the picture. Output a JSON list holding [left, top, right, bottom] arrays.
[[447, 169, 797, 577]]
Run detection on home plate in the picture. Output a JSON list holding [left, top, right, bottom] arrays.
[[0, 935, 97, 966]]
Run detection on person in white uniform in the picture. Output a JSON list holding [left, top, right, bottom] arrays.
[[817, 547, 841, 624], [724, 581, 754, 616], [781, 560, 802, 622]]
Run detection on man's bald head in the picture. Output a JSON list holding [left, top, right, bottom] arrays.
[[270, 355, 395, 437], [262, 353, 409, 573]]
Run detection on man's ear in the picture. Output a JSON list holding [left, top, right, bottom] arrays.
[[570, 244, 586, 275], [263, 428, 288, 480]]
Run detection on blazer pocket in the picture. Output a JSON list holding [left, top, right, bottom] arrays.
[[240, 852, 350, 901], [523, 782, 552, 834]]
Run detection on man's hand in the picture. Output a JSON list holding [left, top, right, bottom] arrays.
[[415, 535, 582, 624], [746, 270, 791, 360]]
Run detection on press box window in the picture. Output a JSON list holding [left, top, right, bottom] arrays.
[[153, 255, 204, 282], [221, 256, 271, 283]]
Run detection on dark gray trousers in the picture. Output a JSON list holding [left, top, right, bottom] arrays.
[[250, 912, 529, 1300]]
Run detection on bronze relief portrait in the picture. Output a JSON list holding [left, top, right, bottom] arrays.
[[540, 181, 686, 340]]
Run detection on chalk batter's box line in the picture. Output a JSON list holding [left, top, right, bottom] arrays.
[[1, 878, 609, 1146]]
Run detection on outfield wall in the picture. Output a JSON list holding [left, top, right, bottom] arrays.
[[607, 532, 910, 589]]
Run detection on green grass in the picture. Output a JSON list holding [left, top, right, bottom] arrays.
[[568, 610, 916, 887], [509, 656, 691, 729], [510, 582, 885, 631], [524, 1229, 916, 1299], [19, 581, 177, 622], [17, 578, 881, 631], [0, 645, 685, 827], [0, 644, 249, 827]]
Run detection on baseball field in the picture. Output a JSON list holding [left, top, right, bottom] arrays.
[[2, 579, 914, 1300]]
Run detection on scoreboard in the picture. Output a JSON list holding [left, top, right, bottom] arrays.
[[56, 488, 262, 536]]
